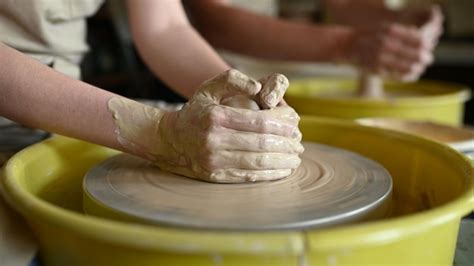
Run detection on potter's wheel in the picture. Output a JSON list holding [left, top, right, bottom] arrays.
[[83, 142, 392, 230]]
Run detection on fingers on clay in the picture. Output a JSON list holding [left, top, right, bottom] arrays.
[[378, 53, 424, 81], [208, 129, 304, 153], [199, 69, 262, 101], [223, 69, 261, 97], [207, 151, 301, 171], [209, 168, 293, 183], [381, 37, 432, 65], [258, 73, 289, 109], [217, 105, 299, 137], [386, 24, 423, 49]]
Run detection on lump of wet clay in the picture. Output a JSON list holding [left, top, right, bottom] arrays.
[[221, 95, 261, 111], [357, 73, 384, 99]]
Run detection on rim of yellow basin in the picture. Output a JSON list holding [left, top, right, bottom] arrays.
[[286, 78, 472, 107]]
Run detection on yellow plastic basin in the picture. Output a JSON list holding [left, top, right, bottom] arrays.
[[2, 117, 473, 265], [285, 78, 471, 126]]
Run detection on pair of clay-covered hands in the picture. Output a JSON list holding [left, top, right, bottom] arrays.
[[114, 70, 303, 183], [348, 5, 443, 81]]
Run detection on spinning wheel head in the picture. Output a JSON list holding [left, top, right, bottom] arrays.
[[83, 142, 392, 230]]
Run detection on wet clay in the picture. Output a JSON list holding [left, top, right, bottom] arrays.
[[107, 97, 165, 161], [357, 72, 384, 98], [84, 142, 393, 230], [221, 95, 260, 110], [221, 73, 289, 110]]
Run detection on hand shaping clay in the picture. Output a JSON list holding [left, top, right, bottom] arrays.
[[106, 70, 303, 183]]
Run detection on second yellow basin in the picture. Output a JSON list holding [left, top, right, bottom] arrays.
[[285, 78, 471, 126]]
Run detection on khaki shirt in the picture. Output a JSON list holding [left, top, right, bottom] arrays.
[[0, 0, 104, 79]]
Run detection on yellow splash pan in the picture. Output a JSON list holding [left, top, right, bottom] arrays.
[[285, 78, 471, 126], [2, 117, 473, 265]]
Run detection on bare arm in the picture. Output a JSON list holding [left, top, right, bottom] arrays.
[[188, 0, 440, 81], [126, 0, 230, 98], [0, 43, 123, 151], [187, 0, 353, 63], [0, 44, 303, 182]]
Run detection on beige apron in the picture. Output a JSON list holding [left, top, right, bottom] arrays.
[[0, 0, 104, 79], [0, 1, 104, 265]]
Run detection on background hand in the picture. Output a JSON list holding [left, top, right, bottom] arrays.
[[348, 23, 434, 81], [347, 5, 443, 82]]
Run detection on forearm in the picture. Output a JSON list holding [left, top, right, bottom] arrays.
[[0, 43, 123, 151], [133, 25, 229, 98], [127, 0, 229, 99], [188, 1, 353, 63]]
